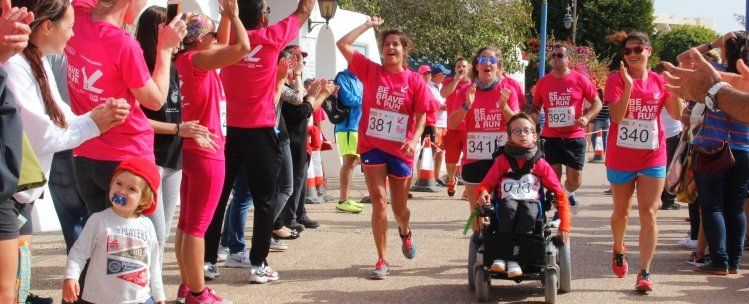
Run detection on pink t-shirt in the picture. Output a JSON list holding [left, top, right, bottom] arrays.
[[426, 93, 439, 127], [65, 0, 153, 161], [603, 71, 670, 171], [220, 15, 301, 128], [457, 81, 520, 165], [175, 51, 226, 160], [502, 76, 525, 101], [443, 78, 472, 131], [533, 70, 598, 138], [349, 52, 431, 165]]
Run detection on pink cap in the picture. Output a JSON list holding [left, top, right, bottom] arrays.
[[418, 65, 431, 74]]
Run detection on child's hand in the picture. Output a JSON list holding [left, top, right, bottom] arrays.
[[62, 278, 80, 303], [556, 230, 569, 245], [477, 190, 491, 205]]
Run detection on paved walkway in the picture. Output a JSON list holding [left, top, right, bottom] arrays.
[[29, 155, 749, 303]]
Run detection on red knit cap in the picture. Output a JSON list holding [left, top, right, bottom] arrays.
[[113, 158, 161, 215]]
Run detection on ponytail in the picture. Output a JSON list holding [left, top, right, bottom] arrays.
[[22, 44, 67, 129]]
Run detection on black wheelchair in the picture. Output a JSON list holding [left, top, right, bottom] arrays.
[[467, 192, 572, 303]]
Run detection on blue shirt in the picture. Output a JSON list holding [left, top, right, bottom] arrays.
[[333, 70, 363, 133]]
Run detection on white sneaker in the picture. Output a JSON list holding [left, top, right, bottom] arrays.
[[549, 218, 561, 228], [569, 193, 580, 215], [507, 261, 522, 278], [270, 236, 288, 251], [249, 264, 280, 284], [204, 262, 220, 280], [678, 236, 697, 249], [224, 249, 252, 268], [217, 246, 229, 262], [490, 259, 506, 272]]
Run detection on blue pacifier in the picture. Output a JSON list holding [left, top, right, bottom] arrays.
[[112, 194, 127, 206]]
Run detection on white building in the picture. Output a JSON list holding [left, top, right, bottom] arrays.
[[654, 13, 716, 32]]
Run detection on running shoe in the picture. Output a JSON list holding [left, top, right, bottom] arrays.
[[320, 192, 336, 202], [336, 200, 363, 213], [678, 236, 697, 249], [447, 180, 456, 197], [298, 215, 320, 229], [635, 270, 653, 293], [490, 259, 506, 272], [288, 219, 306, 231], [249, 263, 280, 283], [342, 199, 364, 208], [184, 286, 232, 304], [217, 246, 229, 262], [204, 262, 220, 280], [400, 227, 417, 259], [612, 246, 628, 278], [569, 193, 580, 215], [687, 251, 709, 266], [604, 188, 612, 196], [507, 261, 523, 278], [549, 212, 561, 228], [360, 196, 372, 204], [225, 249, 252, 268], [270, 236, 288, 251], [371, 258, 389, 280], [176, 283, 190, 304]]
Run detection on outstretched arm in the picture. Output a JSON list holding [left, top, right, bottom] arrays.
[[336, 16, 383, 63]]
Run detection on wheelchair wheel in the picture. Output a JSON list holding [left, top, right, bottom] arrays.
[[544, 267, 557, 304], [558, 242, 572, 293], [474, 266, 490, 302], [468, 233, 479, 290]]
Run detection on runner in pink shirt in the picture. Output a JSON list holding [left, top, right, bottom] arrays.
[[65, 0, 186, 213], [530, 44, 602, 219], [448, 47, 519, 233], [216, 0, 314, 284], [337, 16, 430, 280], [604, 32, 684, 293], [171, 0, 250, 301], [441, 58, 472, 197]]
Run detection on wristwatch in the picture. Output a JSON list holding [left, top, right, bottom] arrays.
[[705, 81, 730, 111], [462, 103, 471, 111]]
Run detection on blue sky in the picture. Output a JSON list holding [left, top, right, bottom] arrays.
[[655, 0, 744, 33]]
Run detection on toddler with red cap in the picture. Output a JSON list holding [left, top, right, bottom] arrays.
[[62, 158, 165, 304]]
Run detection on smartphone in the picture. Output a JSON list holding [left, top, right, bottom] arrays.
[[167, 0, 181, 22]]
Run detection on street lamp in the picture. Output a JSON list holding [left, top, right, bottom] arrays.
[[563, 0, 578, 43], [308, 0, 338, 32]]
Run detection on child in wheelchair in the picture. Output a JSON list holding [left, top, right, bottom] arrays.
[[476, 113, 571, 277]]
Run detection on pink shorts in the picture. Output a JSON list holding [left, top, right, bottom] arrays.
[[178, 151, 225, 238]]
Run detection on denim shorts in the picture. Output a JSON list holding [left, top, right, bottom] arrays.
[[607, 166, 667, 185], [360, 149, 412, 178]]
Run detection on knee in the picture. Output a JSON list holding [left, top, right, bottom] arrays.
[[639, 209, 657, 226]]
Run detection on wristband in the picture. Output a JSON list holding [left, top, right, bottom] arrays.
[[175, 123, 180, 135], [706, 42, 714, 51], [462, 103, 471, 111]]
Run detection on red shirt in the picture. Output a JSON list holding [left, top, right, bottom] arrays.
[[456, 82, 520, 165], [349, 52, 431, 166], [603, 71, 670, 171], [443, 77, 472, 131], [220, 15, 300, 128], [533, 70, 598, 138]]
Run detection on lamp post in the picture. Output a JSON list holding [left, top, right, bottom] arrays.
[[539, 0, 548, 78], [308, 0, 338, 32], [563, 0, 578, 44]]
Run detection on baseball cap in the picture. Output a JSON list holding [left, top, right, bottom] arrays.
[[112, 158, 161, 215], [283, 45, 308, 58], [431, 64, 451, 75], [418, 65, 431, 74], [184, 13, 216, 44]]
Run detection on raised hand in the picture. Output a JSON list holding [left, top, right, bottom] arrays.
[[663, 48, 723, 102], [499, 88, 510, 109], [158, 13, 187, 50], [366, 16, 384, 28], [464, 84, 477, 108], [0, 0, 33, 63], [218, 0, 238, 17], [620, 61, 633, 88]]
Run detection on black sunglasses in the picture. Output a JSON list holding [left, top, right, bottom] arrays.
[[622, 46, 648, 55], [550, 53, 565, 59], [263, 6, 271, 14]]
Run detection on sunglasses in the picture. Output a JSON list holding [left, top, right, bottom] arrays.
[[511, 128, 535, 136], [550, 53, 565, 59], [477, 56, 498, 65], [263, 6, 271, 14], [622, 45, 648, 55]]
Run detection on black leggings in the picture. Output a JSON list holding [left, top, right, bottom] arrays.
[[204, 127, 281, 266], [689, 199, 701, 241]]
